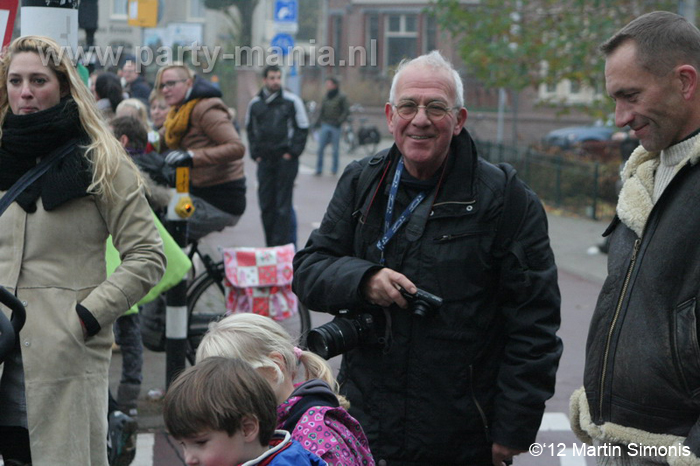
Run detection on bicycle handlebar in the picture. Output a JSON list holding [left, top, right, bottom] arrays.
[[0, 286, 26, 364]]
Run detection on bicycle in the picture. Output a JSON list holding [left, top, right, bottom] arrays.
[[341, 103, 382, 157], [185, 240, 312, 364]]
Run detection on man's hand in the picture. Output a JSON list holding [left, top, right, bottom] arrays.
[[362, 268, 416, 308], [282, 153, 292, 160], [164, 150, 194, 167], [492, 443, 526, 466]]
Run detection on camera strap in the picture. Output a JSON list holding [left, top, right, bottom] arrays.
[[376, 158, 427, 265]]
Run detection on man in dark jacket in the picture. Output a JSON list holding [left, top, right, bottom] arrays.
[[246, 65, 309, 247], [120, 57, 152, 105], [570, 11, 700, 464], [315, 77, 349, 176], [293, 51, 562, 466]]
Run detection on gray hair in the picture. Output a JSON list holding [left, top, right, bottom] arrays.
[[600, 11, 700, 76], [389, 50, 464, 108]]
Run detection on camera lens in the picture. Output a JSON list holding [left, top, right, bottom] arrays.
[[412, 300, 431, 318], [307, 318, 360, 360]]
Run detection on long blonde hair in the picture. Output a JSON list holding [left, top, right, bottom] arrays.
[[196, 313, 348, 407], [0, 36, 142, 199]]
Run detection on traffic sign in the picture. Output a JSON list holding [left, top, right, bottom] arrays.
[[270, 32, 294, 56], [274, 0, 297, 23], [128, 0, 158, 28]]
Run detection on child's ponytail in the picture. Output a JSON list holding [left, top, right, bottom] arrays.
[[296, 348, 350, 409]]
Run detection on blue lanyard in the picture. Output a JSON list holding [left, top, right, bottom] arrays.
[[376, 158, 426, 264]]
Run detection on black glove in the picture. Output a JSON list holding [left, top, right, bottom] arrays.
[[164, 150, 194, 167]]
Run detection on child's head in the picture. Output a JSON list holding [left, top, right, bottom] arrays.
[[111, 116, 148, 152], [196, 313, 340, 403], [163, 357, 278, 464], [149, 90, 169, 129], [115, 98, 150, 128]]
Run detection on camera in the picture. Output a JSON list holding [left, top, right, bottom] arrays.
[[398, 287, 443, 318], [307, 312, 381, 360], [306, 287, 443, 360]]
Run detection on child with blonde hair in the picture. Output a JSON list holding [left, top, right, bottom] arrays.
[[116, 98, 149, 127], [197, 313, 375, 466], [164, 357, 326, 466]]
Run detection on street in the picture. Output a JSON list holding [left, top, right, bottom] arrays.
[[109, 137, 609, 466]]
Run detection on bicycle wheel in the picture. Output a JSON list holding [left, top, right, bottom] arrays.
[[186, 265, 313, 363], [186, 265, 228, 364]]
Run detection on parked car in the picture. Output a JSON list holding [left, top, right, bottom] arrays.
[[543, 125, 616, 150]]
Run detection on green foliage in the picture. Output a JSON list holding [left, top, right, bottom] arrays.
[[433, 0, 677, 114]]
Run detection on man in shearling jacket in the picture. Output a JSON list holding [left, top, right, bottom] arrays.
[[570, 11, 700, 465]]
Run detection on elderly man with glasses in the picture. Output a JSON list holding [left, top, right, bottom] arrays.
[[293, 51, 562, 466]]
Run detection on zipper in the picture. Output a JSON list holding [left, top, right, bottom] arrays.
[[598, 238, 641, 418], [434, 229, 491, 243], [469, 365, 491, 442]]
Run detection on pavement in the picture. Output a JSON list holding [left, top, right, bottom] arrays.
[[108, 134, 611, 465]]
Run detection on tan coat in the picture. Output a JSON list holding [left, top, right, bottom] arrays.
[[182, 97, 245, 187], [0, 161, 166, 465]]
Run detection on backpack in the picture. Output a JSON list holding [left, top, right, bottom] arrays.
[[222, 244, 297, 321]]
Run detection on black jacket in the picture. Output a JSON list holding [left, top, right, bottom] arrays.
[[245, 88, 309, 160], [580, 143, 700, 458], [293, 129, 562, 465], [126, 75, 152, 105]]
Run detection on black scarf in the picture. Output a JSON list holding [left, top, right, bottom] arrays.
[[0, 98, 92, 213]]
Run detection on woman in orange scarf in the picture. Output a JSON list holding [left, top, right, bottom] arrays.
[[155, 63, 246, 242]]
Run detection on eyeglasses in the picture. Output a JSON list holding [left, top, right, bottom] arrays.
[[158, 79, 187, 90], [393, 102, 455, 120]]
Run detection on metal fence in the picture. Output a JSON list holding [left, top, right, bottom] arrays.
[[474, 140, 620, 220]]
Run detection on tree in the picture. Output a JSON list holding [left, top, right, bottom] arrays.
[[433, 0, 677, 115], [204, 0, 259, 51]]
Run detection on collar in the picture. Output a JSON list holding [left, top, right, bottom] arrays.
[[617, 132, 700, 236]]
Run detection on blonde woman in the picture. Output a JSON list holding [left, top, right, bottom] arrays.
[[0, 36, 165, 465], [155, 63, 246, 242], [196, 313, 375, 466]]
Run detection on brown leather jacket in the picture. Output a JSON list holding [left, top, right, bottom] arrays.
[[182, 97, 245, 187]]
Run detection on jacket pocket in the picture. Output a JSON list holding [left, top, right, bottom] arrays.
[[426, 227, 495, 302], [673, 298, 700, 397]]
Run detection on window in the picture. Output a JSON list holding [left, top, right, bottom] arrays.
[[424, 15, 437, 52], [112, 0, 127, 17], [331, 15, 343, 62], [190, 0, 205, 19], [367, 13, 379, 50], [570, 79, 581, 94], [385, 14, 418, 68]]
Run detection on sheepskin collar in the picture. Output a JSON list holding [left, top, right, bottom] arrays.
[[617, 133, 700, 237]]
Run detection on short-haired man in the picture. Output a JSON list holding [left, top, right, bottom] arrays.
[[293, 51, 562, 466], [119, 57, 151, 105], [570, 11, 700, 464], [246, 65, 309, 247]]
